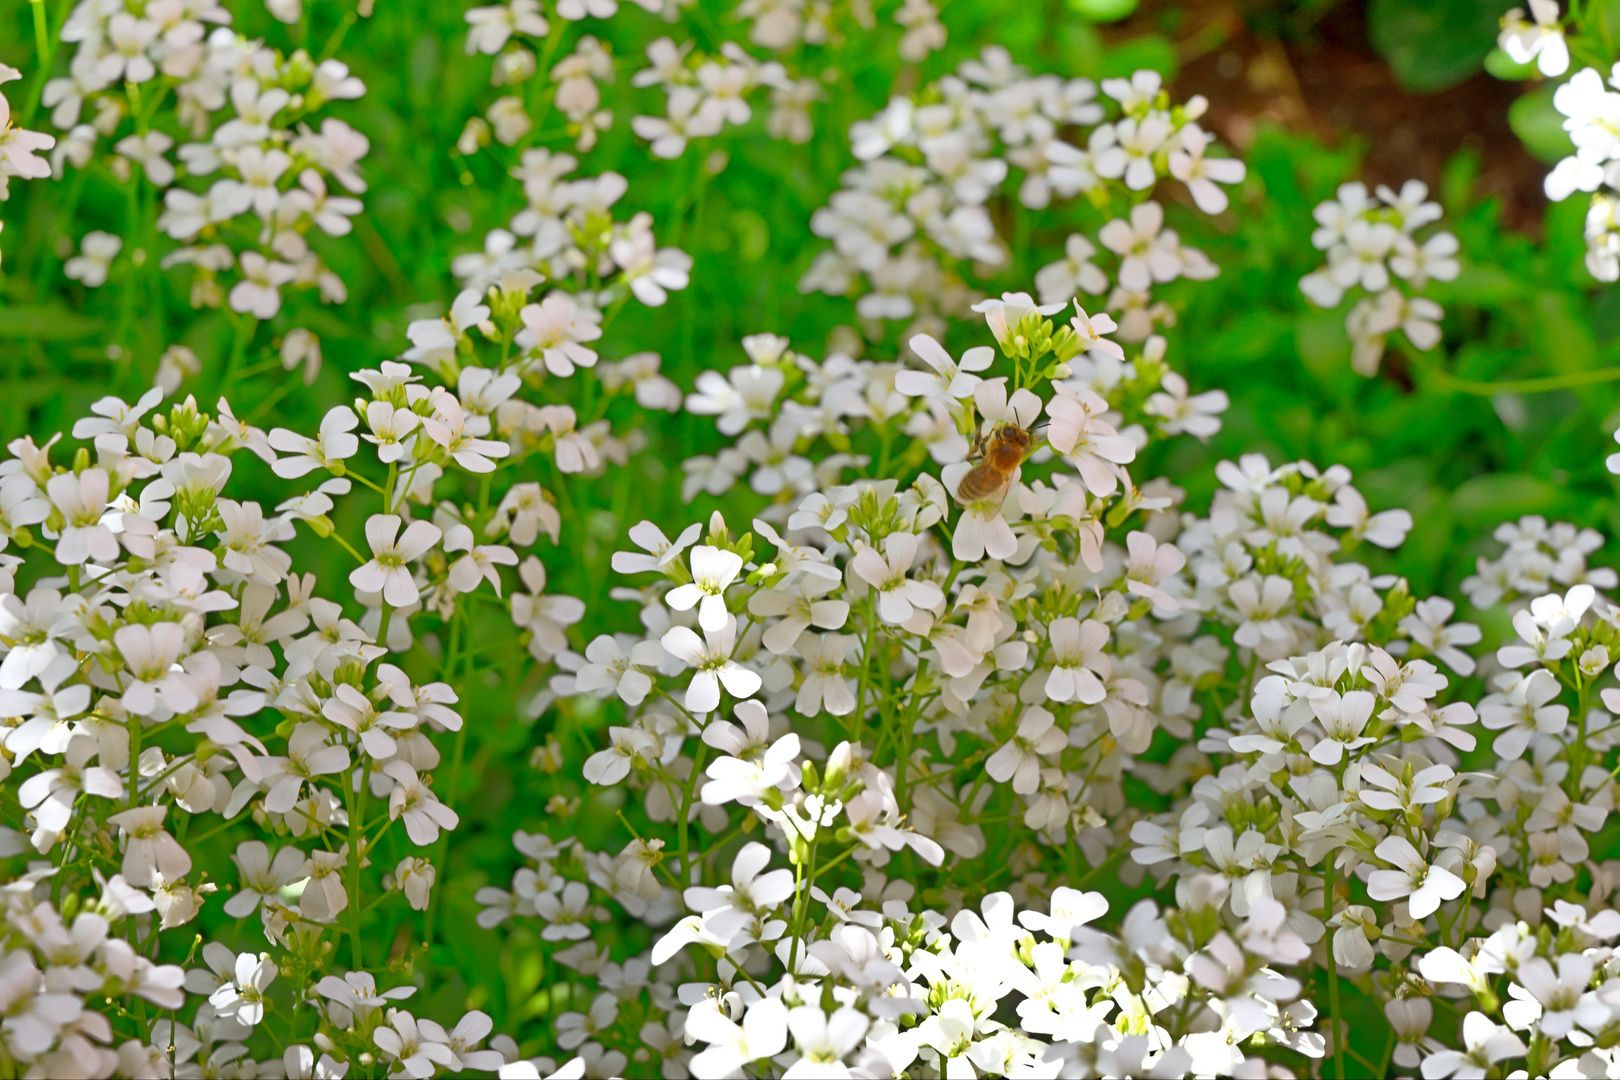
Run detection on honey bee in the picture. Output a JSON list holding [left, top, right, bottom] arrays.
[[954, 423, 1034, 507]]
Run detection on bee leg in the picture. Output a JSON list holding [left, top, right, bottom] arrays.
[[966, 431, 987, 462]]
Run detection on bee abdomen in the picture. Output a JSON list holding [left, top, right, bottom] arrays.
[[956, 465, 1004, 503]]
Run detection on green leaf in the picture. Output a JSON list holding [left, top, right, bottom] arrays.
[[1532, 289, 1599, 376], [1484, 46, 1537, 80], [1057, 20, 1105, 76], [1367, 0, 1518, 93], [0, 305, 102, 340], [1585, 0, 1620, 56], [1098, 33, 1178, 79], [1509, 84, 1577, 164], [1066, 0, 1138, 22], [1293, 309, 1351, 382], [1430, 264, 1527, 305], [1450, 473, 1571, 526]]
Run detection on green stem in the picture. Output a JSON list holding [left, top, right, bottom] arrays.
[[220, 314, 254, 396], [1428, 364, 1620, 396], [30, 0, 48, 67], [346, 767, 369, 970], [127, 717, 142, 806], [1323, 857, 1346, 1080], [676, 740, 710, 881], [787, 833, 819, 972], [423, 612, 466, 948], [19, 0, 72, 129], [318, 7, 360, 61], [329, 532, 367, 566]]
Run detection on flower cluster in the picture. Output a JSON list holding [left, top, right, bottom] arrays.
[[443, 149, 691, 320], [457, 0, 867, 162], [630, 38, 814, 156], [13, 0, 1620, 1075], [1546, 58, 1620, 280], [0, 368, 563, 1073], [44, 0, 370, 335], [801, 55, 1243, 339], [0, 64, 697, 1070], [1299, 179, 1460, 376], [1499, 0, 1571, 79]]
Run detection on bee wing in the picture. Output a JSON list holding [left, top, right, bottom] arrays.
[[952, 464, 1018, 511], [981, 476, 1015, 514]]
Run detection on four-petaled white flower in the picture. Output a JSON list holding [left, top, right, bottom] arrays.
[[665, 545, 745, 631], [660, 615, 761, 713], [1367, 835, 1465, 919], [350, 515, 442, 607]]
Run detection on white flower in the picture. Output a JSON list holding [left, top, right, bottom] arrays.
[[1366, 835, 1465, 919], [1093, 115, 1171, 190], [1499, 0, 1569, 77], [783, 1006, 869, 1079], [1480, 668, 1568, 759], [1329, 220, 1398, 292], [47, 466, 122, 565], [664, 545, 745, 631], [686, 366, 785, 435], [1308, 689, 1377, 765], [225, 842, 311, 918], [283, 328, 324, 384], [114, 622, 194, 716], [614, 839, 664, 902], [1070, 302, 1124, 361], [1419, 1012, 1525, 1079], [466, 0, 549, 53], [1169, 124, 1246, 213], [64, 231, 121, 288], [209, 951, 279, 1026], [660, 615, 761, 713], [574, 634, 664, 705], [384, 762, 460, 845], [1035, 234, 1109, 305], [1390, 231, 1460, 288], [395, 858, 436, 910], [612, 520, 702, 575], [1325, 485, 1413, 548], [350, 515, 442, 607], [270, 406, 360, 478], [535, 880, 594, 940], [1043, 617, 1109, 704], [444, 523, 519, 596], [610, 225, 692, 306], [375, 1009, 457, 1078], [1099, 201, 1180, 291], [517, 293, 602, 377], [0, 70, 55, 180], [701, 700, 802, 806], [970, 291, 1066, 346], [795, 633, 855, 717], [512, 558, 586, 660], [230, 253, 297, 320], [1125, 530, 1185, 610], [749, 576, 849, 655], [897, 334, 993, 400], [422, 389, 510, 473], [851, 533, 943, 626], [1506, 954, 1608, 1038], [108, 805, 191, 888], [687, 997, 789, 1079], [1145, 372, 1228, 439], [986, 706, 1066, 793]]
